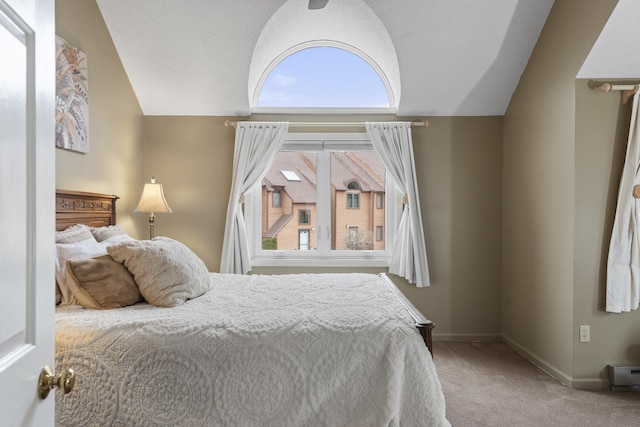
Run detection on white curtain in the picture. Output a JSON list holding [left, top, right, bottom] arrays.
[[366, 122, 430, 287], [607, 90, 640, 313], [220, 121, 289, 274]]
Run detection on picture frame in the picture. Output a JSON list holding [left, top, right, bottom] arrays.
[[55, 35, 89, 153]]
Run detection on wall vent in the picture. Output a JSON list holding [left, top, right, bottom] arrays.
[[608, 365, 640, 391]]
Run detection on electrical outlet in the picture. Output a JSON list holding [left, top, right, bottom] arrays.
[[579, 325, 590, 342]]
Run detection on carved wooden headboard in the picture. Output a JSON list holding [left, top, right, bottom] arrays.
[[56, 190, 119, 231]]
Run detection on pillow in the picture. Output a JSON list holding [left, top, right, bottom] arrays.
[[91, 225, 128, 242], [56, 282, 62, 305], [64, 255, 142, 309], [107, 237, 210, 307], [56, 224, 94, 244], [100, 233, 136, 246], [55, 225, 97, 305], [55, 238, 108, 305]]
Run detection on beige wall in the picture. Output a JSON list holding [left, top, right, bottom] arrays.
[[55, 0, 145, 238], [574, 81, 640, 385], [503, 0, 624, 388], [142, 116, 235, 270], [143, 115, 504, 339]]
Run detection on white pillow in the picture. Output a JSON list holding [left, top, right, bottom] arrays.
[[56, 224, 94, 244], [100, 234, 136, 246], [91, 225, 129, 242], [55, 237, 108, 305], [107, 237, 210, 307]]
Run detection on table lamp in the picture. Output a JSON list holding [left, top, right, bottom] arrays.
[[134, 177, 172, 239]]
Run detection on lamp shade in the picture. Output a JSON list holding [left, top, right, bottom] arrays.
[[134, 177, 173, 214]]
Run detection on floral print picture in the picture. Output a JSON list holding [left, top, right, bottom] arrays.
[[55, 36, 89, 153]]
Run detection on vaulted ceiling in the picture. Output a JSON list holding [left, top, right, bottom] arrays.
[[95, 0, 637, 117]]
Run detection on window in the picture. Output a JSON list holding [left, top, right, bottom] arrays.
[[376, 193, 384, 209], [346, 193, 360, 209], [299, 209, 311, 225], [272, 189, 281, 208], [256, 46, 391, 110], [282, 170, 301, 181], [246, 133, 400, 267], [376, 226, 383, 242]]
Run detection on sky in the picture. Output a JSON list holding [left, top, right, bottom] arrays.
[[257, 47, 390, 108]]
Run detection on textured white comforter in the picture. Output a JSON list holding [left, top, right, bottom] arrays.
[[55, 273, 450, 427]]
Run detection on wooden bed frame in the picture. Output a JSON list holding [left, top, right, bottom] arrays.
[[55, 189, 435, 355], [56, 190, 119, 231]]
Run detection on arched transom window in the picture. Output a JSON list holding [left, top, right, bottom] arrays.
[[255, 46, 392, 110]]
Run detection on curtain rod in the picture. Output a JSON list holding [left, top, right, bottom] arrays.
[[588, 80, 640, 104], [224, 120, 429, 128]]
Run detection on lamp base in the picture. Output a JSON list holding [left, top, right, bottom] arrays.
[[148, 213, 155, 239]]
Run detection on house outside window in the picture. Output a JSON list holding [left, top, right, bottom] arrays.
[[247, 133, 400, 267]]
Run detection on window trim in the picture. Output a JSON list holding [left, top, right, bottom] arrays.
[[247, 132, 400, 267]]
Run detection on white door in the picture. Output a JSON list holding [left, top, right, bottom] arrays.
[[299, 229, 310, 250], [0, 0, 56, 426]]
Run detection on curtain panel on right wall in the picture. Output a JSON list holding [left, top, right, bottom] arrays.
[[607, 90, 640, 313]]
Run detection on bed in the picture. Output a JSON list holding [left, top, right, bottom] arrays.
[[54, 190, 449, 427]]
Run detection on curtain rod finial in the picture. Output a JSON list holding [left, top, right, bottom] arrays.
[[600, 83, 613, 93]]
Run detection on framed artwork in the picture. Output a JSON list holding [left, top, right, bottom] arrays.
[[55, 36, 89, 153]]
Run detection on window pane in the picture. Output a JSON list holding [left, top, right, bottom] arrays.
[[331, 151, 386, 251], [298, 209, 311, 225], [262, 151, 317, 251], [257, 47, 390, 108], [376, 226, 383, 241], [272, 189, 281, 208], [346, 193, 360, 209]]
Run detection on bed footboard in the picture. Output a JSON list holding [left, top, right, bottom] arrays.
[[379, 273, 434, 355]]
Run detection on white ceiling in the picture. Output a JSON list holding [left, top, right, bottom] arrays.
[[578, 0, 640, 79], [95, 0, 637, 117]]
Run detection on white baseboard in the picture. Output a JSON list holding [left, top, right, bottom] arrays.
[[433, 333, 502, 342], [502, 335, 607, 390]]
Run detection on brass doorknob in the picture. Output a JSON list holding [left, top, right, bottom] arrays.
[[38, 366, 75, 399]]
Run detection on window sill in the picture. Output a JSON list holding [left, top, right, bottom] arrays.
[[251, 254, 390, 268]]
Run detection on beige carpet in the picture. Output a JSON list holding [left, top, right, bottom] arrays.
[[433, 341, 640, 427]]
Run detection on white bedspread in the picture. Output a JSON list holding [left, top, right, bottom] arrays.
[[55, 273, 450, 427]]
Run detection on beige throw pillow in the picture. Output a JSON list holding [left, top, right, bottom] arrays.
[[65, 255, 142, 309], [55, 238, 108, 305], [107, 237, 210, 307]]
